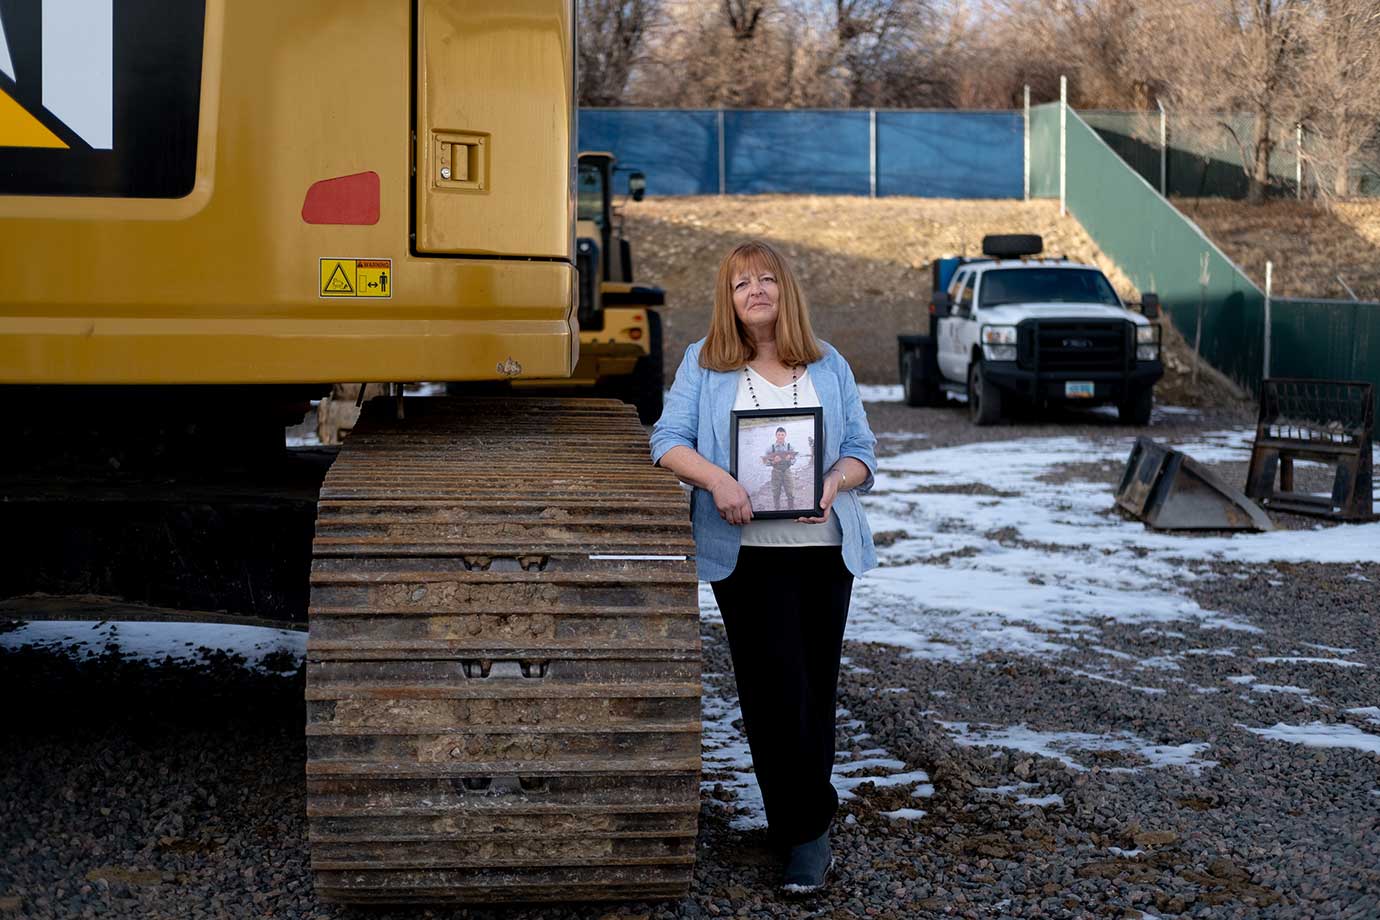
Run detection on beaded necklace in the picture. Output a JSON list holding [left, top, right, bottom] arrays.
[[743, 364, 799, 408]]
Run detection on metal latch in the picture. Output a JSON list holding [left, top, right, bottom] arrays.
[[433, 131, 487, 190]]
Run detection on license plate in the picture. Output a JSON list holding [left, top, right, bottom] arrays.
[[1065, 381, 1095, 399]]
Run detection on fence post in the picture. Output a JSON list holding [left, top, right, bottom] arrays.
[[1157, 99, 1167, 196], [1264, 260, 1273, 381], [717, 109, 726, 196], [1023, 85, 1030, 201], [869, 108, 877, 199], [1194, 252, 1208, 388], [1295, 123, 1303, 200], [1059, 75, 1067, 217]]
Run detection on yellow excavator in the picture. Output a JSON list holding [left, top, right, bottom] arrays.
[[0, 0, 698, 905], [445, 150, 666, 423]]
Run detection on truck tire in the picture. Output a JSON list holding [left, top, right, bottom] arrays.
[[1118, 386, 1153, 426], [899, 341, 938, 408], [629, 310, 665, 424], [968, 360, 1003, 426]]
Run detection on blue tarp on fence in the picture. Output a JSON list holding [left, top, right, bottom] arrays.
[[724, 110, 871, 195], [577, 108, 1025, 198], [878, 112, 1024, 199], [577, 109, 719, 196]]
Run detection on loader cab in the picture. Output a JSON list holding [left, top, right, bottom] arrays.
[[578, 151, 642, 284], [531, 152, 665, 423]]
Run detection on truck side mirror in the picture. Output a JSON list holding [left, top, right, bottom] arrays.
[[931, 291, 952, 318], [1141, 293, 1160, 319], [628, 171, 646, 202]]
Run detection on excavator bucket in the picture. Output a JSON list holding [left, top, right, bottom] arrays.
[[1116, 437, 1273, 531]]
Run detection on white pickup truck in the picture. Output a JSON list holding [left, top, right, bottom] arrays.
[[898, 234, 1163, 425]]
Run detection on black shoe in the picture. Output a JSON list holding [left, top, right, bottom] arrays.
[[780, 829, 833, 896]]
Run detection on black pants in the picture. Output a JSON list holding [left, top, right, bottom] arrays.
[[711, 545, 854, 850]]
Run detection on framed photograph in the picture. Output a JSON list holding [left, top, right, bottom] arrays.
[[729, 407, 824, 520]]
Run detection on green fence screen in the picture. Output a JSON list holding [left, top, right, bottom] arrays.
[[1030, 103, 1060, 199], [1270, 298, 1380, 408], [1029, 103, 1380, 428]]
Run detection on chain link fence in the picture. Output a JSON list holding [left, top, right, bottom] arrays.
[[1032, 103, 1380, 426], [1081, 110, 1380, 200]]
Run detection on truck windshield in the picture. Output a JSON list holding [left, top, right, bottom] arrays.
[[979, 269, 1121, 308]]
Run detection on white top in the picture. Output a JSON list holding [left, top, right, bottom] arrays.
[[733, 368, 844, 547]]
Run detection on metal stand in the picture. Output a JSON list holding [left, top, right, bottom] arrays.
[[1245, 379, 1375, 521]]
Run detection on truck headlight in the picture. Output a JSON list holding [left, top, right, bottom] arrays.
[[982, 325, 1018, 362], [1135, 324, 1160, 361]]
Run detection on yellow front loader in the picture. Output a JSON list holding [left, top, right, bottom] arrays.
[[557, 150, 665, 424]]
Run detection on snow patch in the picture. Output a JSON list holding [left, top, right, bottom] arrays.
[[1249, 683, 1314, 696], [857, 384, 903, 403], [938, 721, 1217, 774], [0, 620, 304, 672], [700, 682, 765, 830], [1303, 643, 1357, 655], [1254, 656, 1367, 668], [1241, 721, 1380, 754], [976, 782, 1039, 796], [848, 429, 1376, 666]]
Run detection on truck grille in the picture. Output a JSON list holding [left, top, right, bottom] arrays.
[[1020, 320, 1128, 373]]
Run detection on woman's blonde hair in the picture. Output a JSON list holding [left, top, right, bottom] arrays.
[[700, 240, 823, 371]]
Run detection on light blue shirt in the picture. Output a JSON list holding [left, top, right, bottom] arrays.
[[650, 339, 879, 582]]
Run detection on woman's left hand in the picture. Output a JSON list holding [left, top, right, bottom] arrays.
[[797, 469, 841, 524]]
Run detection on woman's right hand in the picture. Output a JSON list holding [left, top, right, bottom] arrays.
[[711, 473, 753, 526]]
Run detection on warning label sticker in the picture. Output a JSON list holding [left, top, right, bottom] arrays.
[[319, 258, 391, 298]]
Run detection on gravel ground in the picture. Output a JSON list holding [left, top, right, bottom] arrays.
[[3, 399, 1378, 920]]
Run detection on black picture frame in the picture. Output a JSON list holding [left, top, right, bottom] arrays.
[[729, 407, 825, 520]]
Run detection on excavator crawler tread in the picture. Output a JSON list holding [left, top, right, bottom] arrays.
[[307, 397, 700, 904]]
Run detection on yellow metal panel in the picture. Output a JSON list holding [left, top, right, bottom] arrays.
[[414, 0, 573, 257], [0, 315, 574, 385], [0, 0, 577, 386]]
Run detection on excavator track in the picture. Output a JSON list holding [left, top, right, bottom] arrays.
[[306, 397, 700, 904]]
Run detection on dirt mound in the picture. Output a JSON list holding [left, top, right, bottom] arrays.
[[1174, 197, 1380, 301], [626, 195, 1242, 408]]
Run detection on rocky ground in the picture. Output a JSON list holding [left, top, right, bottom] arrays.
[[3, 392, 1377, 920]]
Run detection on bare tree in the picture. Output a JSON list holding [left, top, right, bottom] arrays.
[[724, 0, 768, 39], [832, 0, 931, 105], [980, 0, 1166, 109], [578, 0, 663, 106], [1297, 0, 1380, 199], [633, 0, 820, 107], [1162, 0, 1307, 203]]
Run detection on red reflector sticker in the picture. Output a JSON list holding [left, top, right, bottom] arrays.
[[302, 171, 380, 225], [629, 328, 643, 340]]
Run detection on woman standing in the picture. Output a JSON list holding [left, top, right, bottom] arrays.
[[650, 240, 877, 895]]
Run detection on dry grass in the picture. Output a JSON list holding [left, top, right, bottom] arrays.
[[625, 195, 1241, 406], [1173, 197, 1380, 301]]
